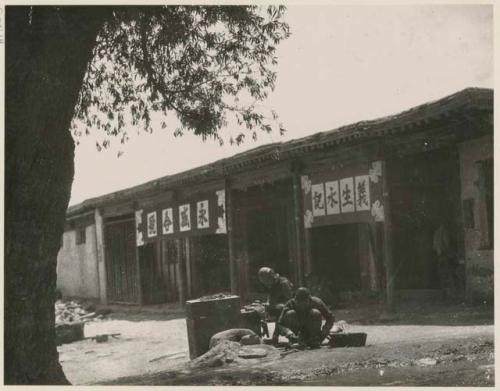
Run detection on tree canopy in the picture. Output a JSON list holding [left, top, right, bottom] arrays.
[[72, 5, 290, 150], [5, 5, 290, 384]]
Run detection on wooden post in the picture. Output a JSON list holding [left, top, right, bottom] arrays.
[[94, 208, 107, 304], [368, 222, 380, 292], [303, 230, 312, 278], [185, 237, 192, 299], [155, 239, 163, 303], [226, 185, 238, 295], [239, 210, 249, 304], [381, 160, 395, 310], [176, 238, 186, 308], [132, 207, 144, 305], [292, 173, 304, 286], [301, 174, 313, 278], [134, 244, 143, 305]]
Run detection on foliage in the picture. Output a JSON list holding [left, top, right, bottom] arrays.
[[71, 6, 290, 150]]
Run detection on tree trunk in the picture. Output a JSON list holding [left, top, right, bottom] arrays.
[[5, 7, 108, 384]]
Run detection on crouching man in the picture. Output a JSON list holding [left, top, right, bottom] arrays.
[[258, 266, 294, 343], [277, 287, 334, 349], [258, 266, 294, 319]]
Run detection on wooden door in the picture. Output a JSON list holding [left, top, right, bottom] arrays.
[[160, 238, 180, 303], [104, 219, 139, 303]]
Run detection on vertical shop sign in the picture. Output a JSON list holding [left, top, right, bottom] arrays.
[[215, 190, 227, 234], [311, 183, 326, 216], [197, 200, 210, 229], [147, 211, 158, 237], [339, 177, 355, 213], [325, 180, 340, 215], [355, 175, 371, 211], [179, 204, 191, 232], [135, 209, 144, 246], [162, 208, 174, 234]]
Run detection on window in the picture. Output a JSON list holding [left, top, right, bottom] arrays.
[[76, 228, 86, 245]]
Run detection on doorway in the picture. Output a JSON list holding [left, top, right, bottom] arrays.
[[246, 204, 291, 296], [104, 217, 139, 304], [389, 148, 464, 291], [310, 223, 362, 297], [189, 234, 230, 297]]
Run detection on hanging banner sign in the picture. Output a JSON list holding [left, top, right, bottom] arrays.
[[135, 189, 227, 246], [302, 161, 385, 228], [135, 209, 145, 246], [215, 190, 227, 234], [179, 204, 192, 232], [162, 208, 174, 234]]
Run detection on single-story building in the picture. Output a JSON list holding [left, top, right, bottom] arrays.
[[57, 87, 493, 306]]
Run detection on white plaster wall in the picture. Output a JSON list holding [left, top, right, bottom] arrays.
[[57, 224, 100, 299]]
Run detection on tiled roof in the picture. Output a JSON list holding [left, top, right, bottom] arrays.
[[67, 87, 492, 217]]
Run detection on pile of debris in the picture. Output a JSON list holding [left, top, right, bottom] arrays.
[[55, 300, 111, 324], [55, 300, 111, 345], [198, 293, 234, 302]]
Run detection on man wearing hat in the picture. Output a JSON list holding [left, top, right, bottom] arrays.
[[258, 267, 294, 317], [258, 266, 294, 343], [277, 287, 334, 348]]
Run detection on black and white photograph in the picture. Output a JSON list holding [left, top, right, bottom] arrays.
[[3, 1, 494, 386]]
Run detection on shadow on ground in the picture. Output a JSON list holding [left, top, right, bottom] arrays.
[[334, 298, 493, 327]]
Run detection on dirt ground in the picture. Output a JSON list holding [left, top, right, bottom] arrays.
[[58, 311, 189, 384], [58, 300, 494, 386]]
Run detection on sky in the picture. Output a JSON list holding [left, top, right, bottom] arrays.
[[69, 4, 493, 206]]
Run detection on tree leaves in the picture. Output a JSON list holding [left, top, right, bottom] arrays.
[[71, 5, 290, 150]]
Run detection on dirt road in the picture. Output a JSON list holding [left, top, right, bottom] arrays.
[[59, 313, 493, 385], [59, 313, 189, 384]]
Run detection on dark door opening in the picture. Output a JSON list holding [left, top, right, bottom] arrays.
[[138, 242, 167, 304], [389, 148, 464, 291], [189, 234, 230, 298], [246, 205, 291, 297], [310, 224, 362, 298], [139, 238, 188, 305], [159, 238, 180, 303]]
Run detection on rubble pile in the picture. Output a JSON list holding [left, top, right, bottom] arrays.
[[55, 300, 110, 345], [198, 293, 234, 302], [56, 300, 89, 324], [55, 300, 110, 324]]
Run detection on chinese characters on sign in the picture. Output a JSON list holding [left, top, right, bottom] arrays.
[[312, 175, 373, 216], [179, 204, 191, 232], [311, 183, 326, 216], [304, 162, 384, 229], [355, 175, 370, 211], [147, 211, 157, 237], [135, 189, 228, 245], [216, 190, 227, 234], [135, 209, 145, 246], [197, 200, 210, 229], [162, 208, 174, 234], [325, 181, 340, 215], [340, 177, 355, 213]]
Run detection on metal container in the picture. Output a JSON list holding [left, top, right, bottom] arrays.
[[328, 332, 367, 348], [185, 295, 241, 359]]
